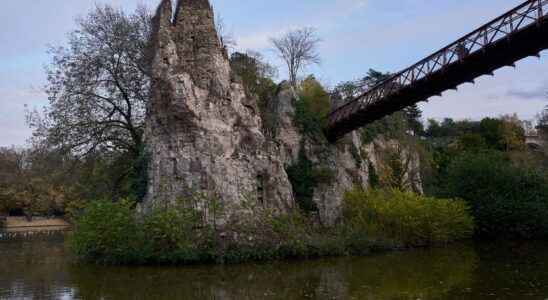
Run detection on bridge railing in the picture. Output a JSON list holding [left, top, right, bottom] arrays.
[[329, 0, 548, 125]]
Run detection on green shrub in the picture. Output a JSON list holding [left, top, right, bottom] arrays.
[[367, 160, 380, 189], [74, 192, 457, 265], [343, 188, 474, 247], [286, 149, 319, 213], [69, 199, 145, 264], [141, 205, 203, 263], [439, 151, 548, 238], [294, 76, 331, 140], [270, 212, 310, 257]]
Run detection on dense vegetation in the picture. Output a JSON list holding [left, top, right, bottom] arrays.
[[438, 151, 548, 238], [70, 188, 473, 265], [4, 3, 548, 267], [422, 114, 548, 239], [343, 188, 474, 247]]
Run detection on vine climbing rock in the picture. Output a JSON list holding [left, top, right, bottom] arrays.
[[143, 0, 295, 218]]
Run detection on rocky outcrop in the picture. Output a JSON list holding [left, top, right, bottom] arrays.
[[268, 83, 422, 224], [144, 0, 421, 225], [144, 0, 294, 217], [268, 83, 370, 225]]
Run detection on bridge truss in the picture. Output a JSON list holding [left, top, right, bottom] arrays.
[[327, 0, 548, 141]]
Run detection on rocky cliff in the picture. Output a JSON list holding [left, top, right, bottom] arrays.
[[144, 0, 294, 217], [267, 84, 370, 225], [144, 0, 419, 225]]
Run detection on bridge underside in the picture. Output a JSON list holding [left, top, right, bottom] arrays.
[[327, 12, 548, 142]]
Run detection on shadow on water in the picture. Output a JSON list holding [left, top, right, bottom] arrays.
[[1, 237, 548, 299]]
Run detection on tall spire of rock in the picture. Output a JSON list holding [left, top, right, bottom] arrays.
[[176, 0, 212, 11], [171, 0, 225, 91], [144, 0, 295, 221], [152, 0, 173, 30]]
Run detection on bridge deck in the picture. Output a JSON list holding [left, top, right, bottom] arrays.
[[327, 0, 548, 142]]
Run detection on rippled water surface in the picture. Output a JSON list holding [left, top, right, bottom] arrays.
[[2, 235, 548, 299]]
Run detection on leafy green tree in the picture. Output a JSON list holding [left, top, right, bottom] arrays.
[[23, 5, 153, 206], [229, 51, 278, 115], [29, 5, 152, 157], [439, 151, 548, 238], [333, 69, 424, 140], [294, 75, 331, 140], [405, 104, 424, 135]]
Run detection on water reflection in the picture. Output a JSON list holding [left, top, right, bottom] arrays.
[[1, 237, 548, 300]]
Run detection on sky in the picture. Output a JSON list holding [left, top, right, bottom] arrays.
[[0, 0, 547, 147]]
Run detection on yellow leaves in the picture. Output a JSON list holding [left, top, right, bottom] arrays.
[[343, 187, 474, 247], [298, 75, 331, 119]]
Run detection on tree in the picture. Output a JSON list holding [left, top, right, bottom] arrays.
[[332, 69, 390, 102], [29, 5, 152, 157], [215, 13, 237, 53], [440, 151, 548, 238], [230, 51, 277, 101], [294, 76, 332, 139], [0, 146, 76, 218], [404, 104, 424, 135], [333, 69, 424, 136], [270, 27, 321, 87]]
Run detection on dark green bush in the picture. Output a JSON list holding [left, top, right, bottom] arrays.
[[72, 188, 472, 265], [439, 151, 548, 239], [286, 149, 334, 213], [69, 198, 380, 265], [141, 206, 203, 263], [69, 199, 145, 264], [294, 76, 331, 140], [343, 188, 474, 247]]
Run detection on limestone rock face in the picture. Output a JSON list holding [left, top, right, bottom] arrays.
[[268, 83, 423, 224], [269, 85, 369, 225], [145, 0, 421, 225], [144, 0, 294, 215]]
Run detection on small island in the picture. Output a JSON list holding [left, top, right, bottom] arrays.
[[1, 0, 548, 299]]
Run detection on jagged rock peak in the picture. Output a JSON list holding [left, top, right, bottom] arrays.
[[152, 0, 214, 27], [176, 0, 212, 11], [152, 0, 173, 29], [144, 0, 295, 218], [173, 0, 215, 25]]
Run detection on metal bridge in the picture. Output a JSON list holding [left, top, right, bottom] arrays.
[[327, 0, 548, 142]]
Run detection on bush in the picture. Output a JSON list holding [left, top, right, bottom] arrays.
[[69, 197, 374, 265], [439, 151, 548, 239], [141, 205, 204, 263], [74, 190, 470, 265], [294, 76, 331, 139], [343, 188, 474, 247], [69, 199, 145, 264], [285, 149, 335, 213]]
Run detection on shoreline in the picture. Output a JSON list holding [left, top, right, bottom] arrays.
[[1, 216, 71, 233]]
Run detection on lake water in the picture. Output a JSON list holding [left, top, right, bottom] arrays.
[[1, 235, 548, 300]]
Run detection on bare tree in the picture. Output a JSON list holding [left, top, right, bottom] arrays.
[[215, 13, 237, 53], [270, 27, 321, 87], [28, 5, 153, 157]]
